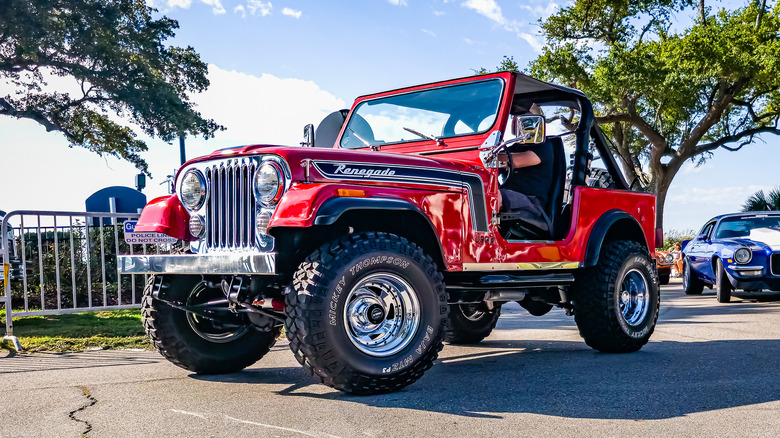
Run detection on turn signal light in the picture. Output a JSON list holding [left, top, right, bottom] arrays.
[[337, 189, 366, 197]]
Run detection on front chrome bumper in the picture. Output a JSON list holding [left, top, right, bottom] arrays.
[[117, 253, 276, 275]]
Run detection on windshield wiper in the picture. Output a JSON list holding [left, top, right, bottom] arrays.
[[348, 127, 378, 150], [403, 127, 446, 146]]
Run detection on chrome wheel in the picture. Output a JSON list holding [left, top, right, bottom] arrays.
[[186, 283, 250, 343], [619, 268, 650, 327], [343, 272, 421, 357]]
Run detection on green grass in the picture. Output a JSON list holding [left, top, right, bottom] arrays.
[[0, 309, 151, 352]]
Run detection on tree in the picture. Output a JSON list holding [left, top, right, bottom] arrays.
[[523, 0, 780, 229], [476, 56, 520, 75], [742, 187, 780, 211], [0, 0, 222, 175]]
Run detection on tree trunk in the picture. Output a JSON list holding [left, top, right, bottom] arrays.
[[699, 0, 707, 23]]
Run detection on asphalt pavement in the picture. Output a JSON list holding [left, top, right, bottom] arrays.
[[2, 280, 780, 438]]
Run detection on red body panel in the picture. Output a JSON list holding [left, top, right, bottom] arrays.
[[135, 70, 657, 272], [135, 195, 192, 240]]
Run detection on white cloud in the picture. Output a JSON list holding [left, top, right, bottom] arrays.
[[386, 0, 408, 5], [463, 37, 474, 45], [463, 0, 505, 24], [282, 7, 302, 19], [433, 10, 445, 16], [191, 65, 346, 146], [461, 0, 544, 52], [166, 0, 192, 8], [247, 0, 272, 16], [234, 4, 246, 17], [519, 2, 560, 17], [0, 65, 346, 212], [148, 0, 226, 14], [422, 29, 437, 37], [201, 0, 226, 14], [519, 33, 544, 53]]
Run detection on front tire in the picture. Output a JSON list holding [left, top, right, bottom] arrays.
[[142, 275, 281, 374], [572, 240, 660, 353], [682, 257, 704, 295], [444, 303, 500, 344], [285, 232, 448, 394], [715, 258, 733, 303]]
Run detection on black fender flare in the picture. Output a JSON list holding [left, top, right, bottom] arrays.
[[312, 197, 445, 267], [584, 210, 648, 268], [313, 197, 428, 225]]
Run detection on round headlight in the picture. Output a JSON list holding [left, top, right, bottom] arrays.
[[665, 254, 674, 263], [734, 248, 752, 264], [180, 170, 206, 210], [254, 162, 284, 206]]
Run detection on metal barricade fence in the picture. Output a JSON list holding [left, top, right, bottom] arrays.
[[1, 210, 176, 350]]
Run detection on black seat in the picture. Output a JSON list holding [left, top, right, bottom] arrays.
[[499, 137, 566, 240], [547, 137, 566, 239]]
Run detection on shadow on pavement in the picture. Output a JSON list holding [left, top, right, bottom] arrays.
[[267, 337, 780, 420]]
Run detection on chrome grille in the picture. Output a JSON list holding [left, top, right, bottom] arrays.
[[205, 159, 257, 251]]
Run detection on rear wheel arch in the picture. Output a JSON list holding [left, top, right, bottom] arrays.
[[584, 210, 648, 268]]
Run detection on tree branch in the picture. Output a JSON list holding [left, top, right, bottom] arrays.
[[680, 78, 748, 155], [695, 126, 780, 154], [0, 97, 61, 132]]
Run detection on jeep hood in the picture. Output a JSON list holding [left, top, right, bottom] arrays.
[[180, 144, 479, 182]]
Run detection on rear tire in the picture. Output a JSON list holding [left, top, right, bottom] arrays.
[[444, 303, 500, 344], [682, 258, 704, 295], [715, 258, 733, 303], [572, 240, 660, 353], [285, 232, 448, 394], [142, 275, 280, 374]]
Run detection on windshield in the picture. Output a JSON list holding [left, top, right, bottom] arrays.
[[714, 215, 780, 239], [340, 79, 504, 149]]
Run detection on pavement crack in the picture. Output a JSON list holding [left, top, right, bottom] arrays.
[[69, 386, 97, 437]]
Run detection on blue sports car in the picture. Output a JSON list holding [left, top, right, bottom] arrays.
[[682, 212, 780, 302]]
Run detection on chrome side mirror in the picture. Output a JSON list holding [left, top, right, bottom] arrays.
[[509, 115, 546, 144], [301, 124, 315, 147]]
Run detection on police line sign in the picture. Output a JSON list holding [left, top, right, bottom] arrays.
[[124, 221, 178, 244]]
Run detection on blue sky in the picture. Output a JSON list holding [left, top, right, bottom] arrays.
[[1, 0, 777, 233]]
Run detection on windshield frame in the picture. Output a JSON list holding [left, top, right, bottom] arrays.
[[338, 77, 506, 150]]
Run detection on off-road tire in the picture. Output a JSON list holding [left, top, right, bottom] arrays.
[[444, 303, 500, 344], [142, 275, 280, 374], [572, 240, 660, 353], [285, 232, 448, 395], [682, 257, 704, 295], [715, 258, 732, 303], [587, 168, 616, 189]]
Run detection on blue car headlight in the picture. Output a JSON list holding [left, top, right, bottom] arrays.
[[734, 248, 752, 264]]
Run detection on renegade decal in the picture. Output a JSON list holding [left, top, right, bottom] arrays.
[[312, 161, 490, 232], [333, 164, 397, 178]]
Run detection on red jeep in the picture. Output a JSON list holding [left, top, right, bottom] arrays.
[[119, 72, 660, 394]]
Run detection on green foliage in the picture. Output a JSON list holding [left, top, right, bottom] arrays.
[[524, 0, 780, 227], [0, 309, 150, 352], [664, 228, 697, 251], [742, 186, 780, 211], [0, 0, 223, 175], [476, 56, 520, 74]]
